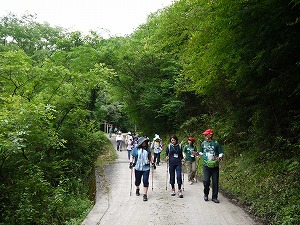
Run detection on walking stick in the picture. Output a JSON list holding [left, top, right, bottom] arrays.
[[166, 161, 168, 190], [130, 168, 133, 196], [152, 166, 154, 191], [182, 164, 185, 191], [195, 157, 198, 183]]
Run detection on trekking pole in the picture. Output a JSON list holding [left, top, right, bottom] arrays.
[[152, 166, 154, 191], [195, 157, 198, 183], [166, 161, 168, 190], [130, 168, 133, 196], [182, 165, 185, 191]]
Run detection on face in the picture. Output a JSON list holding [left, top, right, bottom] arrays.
[[142, 141, 147, 146], [204, 134, 212, 140], [171, 138, 177, 144]]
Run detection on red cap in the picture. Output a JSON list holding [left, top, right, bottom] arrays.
[[202, 129, 214, 135], [188, 137, 195, 142]]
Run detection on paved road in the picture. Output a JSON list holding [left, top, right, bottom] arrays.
[[82, 135, 259, 225]]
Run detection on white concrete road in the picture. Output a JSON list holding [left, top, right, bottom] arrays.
[[82, 135, 260, 225]]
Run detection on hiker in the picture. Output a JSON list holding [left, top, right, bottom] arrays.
[[151, 134, 163, 166], [126, 136, 133, 160], [115, 131, 123, 151], [109, 126, 113, 138], [129, 137, 156, 201], [125, 132, 132, 147], [165, 135, 184, 198], [130, 129, 136, 137], [182, 137, 198, 185], [199, 129, 224, 203], [132, 135, 139, 148]]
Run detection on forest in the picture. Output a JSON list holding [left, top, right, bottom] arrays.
[[0, 0, 299, 224]]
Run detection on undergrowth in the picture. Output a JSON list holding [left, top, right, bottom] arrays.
[[220, 144, 300, 225]]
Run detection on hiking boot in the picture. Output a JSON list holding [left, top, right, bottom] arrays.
[[204, 195, 208, 201], [143, 194, 148, 201], [136, 189, 140, 196], [212, 198, 220, 203], [171, 189, 176, 196], [178, 189, 183, 198]]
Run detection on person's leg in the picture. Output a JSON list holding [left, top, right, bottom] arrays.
[[157, 153, 160, 165], [135, 170, 142, 196], [142, 170, 150, 201], [211, 167, 220, 201], [186, 161, 192, 182], [127, 150, 131, 160], [191, 160, 196, 181], [169, 164, 176, 195], [120, 141, 123, 151], [153, 153, 157, 164], [203, 166, 211, 200], [175, 165, 183, 197], [175, 165, 183, 185]]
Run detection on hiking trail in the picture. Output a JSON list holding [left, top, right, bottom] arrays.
[[82, 134, 260, 225]]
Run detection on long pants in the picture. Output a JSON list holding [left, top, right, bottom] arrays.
[[135, 169, 150, 187], [116, 140, 122, 150], [154, 152, 161, 165], [169, 164, 182, 188], [203, 166, 219, 199], [186, 160, 196, 182], [127, 150, 131, 160]]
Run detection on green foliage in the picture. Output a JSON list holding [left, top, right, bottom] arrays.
[[1, 0, 300, 224], [0, 13, 118, 224], [221, 146, 300, 225], [100, 0, 300, 224]]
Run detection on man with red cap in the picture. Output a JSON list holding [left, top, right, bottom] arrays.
[[199, 129, 224, 203]]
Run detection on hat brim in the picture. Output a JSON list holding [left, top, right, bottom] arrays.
[[137, 137, 149, 147]]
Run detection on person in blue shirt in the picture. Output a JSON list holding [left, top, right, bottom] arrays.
[[129, 137, 156, 201], [199, 129, 224, 203]]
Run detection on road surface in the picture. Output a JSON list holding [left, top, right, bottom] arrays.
[[82, 135, 259, 225]]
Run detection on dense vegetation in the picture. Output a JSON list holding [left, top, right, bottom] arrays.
[[1, 0, 299, 224]]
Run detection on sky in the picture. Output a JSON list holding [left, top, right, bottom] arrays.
[[0, 0, 174, 37]]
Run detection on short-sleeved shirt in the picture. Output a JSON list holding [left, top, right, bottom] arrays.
[[131, 147, 151, 171], [200, 140, 224, 167], [166, 144, 183, 166], [183, 145, 198, 162]]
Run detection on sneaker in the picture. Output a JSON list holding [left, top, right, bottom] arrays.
[[143, 194, 148, 201], [136, 189, 140, 196], [189, 181, 194, 185], [212, 198, 220, 203], [178, 189, 183, 198], [204, 195, 208, 201], [171, 189, 176, 196]]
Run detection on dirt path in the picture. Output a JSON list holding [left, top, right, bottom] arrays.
[[82, 135, 259, 225]]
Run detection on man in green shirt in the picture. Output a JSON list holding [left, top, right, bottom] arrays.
[[199, 129, 224, 203]]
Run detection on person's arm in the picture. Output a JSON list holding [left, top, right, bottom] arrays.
[[199, 142, 204, 157], [216, 142, 224, 161], [129, 148, 137, 168], [165, 145, 170, 161], [182, 146, 187, 159], [192, 146, 199, 156]]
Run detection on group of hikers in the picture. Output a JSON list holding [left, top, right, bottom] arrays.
[[111, 128, 224, 203]]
